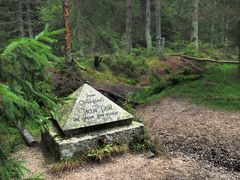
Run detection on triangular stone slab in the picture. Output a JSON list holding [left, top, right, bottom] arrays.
[[59, 84, 134, 133]]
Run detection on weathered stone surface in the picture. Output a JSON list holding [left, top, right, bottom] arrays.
[[42, 121, 144, 159], [59, 84, 133, 132]]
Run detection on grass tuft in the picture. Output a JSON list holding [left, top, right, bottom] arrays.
[[129, 132, 165, 155], [49, 143, 129, 174], [49, 157, 82, 174], [87, 143, 129, 162]]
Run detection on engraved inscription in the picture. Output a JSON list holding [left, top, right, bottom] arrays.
[[61, 84, 133, 130], [73, 92, 119, 122]]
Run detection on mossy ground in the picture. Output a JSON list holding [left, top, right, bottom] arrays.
[[135, 64, 240, 111], [73, 46, 240, 111]]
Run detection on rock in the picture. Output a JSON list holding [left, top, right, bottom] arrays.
[[42, 121, 144, 159], [145, 151, 156, 159]]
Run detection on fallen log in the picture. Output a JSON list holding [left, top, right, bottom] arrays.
[[175, 54, 240, 64], [13, 120, 38, 147]]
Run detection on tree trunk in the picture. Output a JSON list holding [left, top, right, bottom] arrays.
[[63, 0, 72, 63], [225, 0, 230, 45], [155, 0, 162, 55], [145, 0, 152, 49], [16, 0, 25, 37], [220, 16, 225, 45], [26, 0, 33, 38], [211, 0, 216, 46], [191, 0, 199, 49], [125, 0, 133, 53], [220, 0, 225, 46], [238, 47, 240, 75], [13, 120, 37, 147]]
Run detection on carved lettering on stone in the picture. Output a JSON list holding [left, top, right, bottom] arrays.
[[60, 84, 133, 131]]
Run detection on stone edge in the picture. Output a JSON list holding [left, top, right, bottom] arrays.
[[41, 121, 144, 159]]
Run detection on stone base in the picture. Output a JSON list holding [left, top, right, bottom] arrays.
[[42, 121, 144, 159]]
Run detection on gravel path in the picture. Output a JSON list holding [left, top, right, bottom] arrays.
[[136, 98, 240, 172], [16, 98, 240, 179], [18, 147, 239, 180]]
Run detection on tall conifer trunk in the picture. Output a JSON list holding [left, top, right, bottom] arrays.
[[211, 0, 216, 46], [145, 0, 152, 49], [26, 0, 33, 38], [125, 0, 133, 53], [238, 47, 240, 75], [155, 0, 162, 55], [63, 0, 72, 63], [191, 0, 199, 49], [16, 0, 24, 37], [225, 0, 230, 45]]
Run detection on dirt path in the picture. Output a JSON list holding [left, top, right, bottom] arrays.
[[18, 147, 239, 180], [136, 98, 240, 172], [17, 98, 240, 179]]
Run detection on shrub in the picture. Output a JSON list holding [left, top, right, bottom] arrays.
[[0, 25, 63, 179], [129, 132, 165, 155]]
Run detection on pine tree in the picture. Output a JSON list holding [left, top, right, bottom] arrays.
[[0, 25, 64, 180]]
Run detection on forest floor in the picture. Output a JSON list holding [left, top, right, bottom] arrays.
[[16, 98, 240, 180]]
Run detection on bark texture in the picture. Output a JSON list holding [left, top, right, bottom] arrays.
[[26, 0, 33, 38], [13, 120, 37, 147], [211, 0, 216, 45], [191, 0, 199, 49], [125, 0, 133, 53], [63, 0, 72, 63], [238, 47, 240, 75], [145, 0, 152, 49], [16, 0, 25, 37], [155, 0, 162, 55]]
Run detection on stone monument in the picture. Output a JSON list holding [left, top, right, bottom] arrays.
[[42, 84, 144, 159]]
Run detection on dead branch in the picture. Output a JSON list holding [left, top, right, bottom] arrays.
[[174, 54, 240, 64]]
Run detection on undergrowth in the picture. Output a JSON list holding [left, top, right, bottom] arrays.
[[86, 143, 128, 161], [50, 157, 82, 174], [129, 132, 165, 155], [50, 143, 129, 174], [134, 64, 240, 111], [129, 72, 201, 104], [49, 134, 164, 175]]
